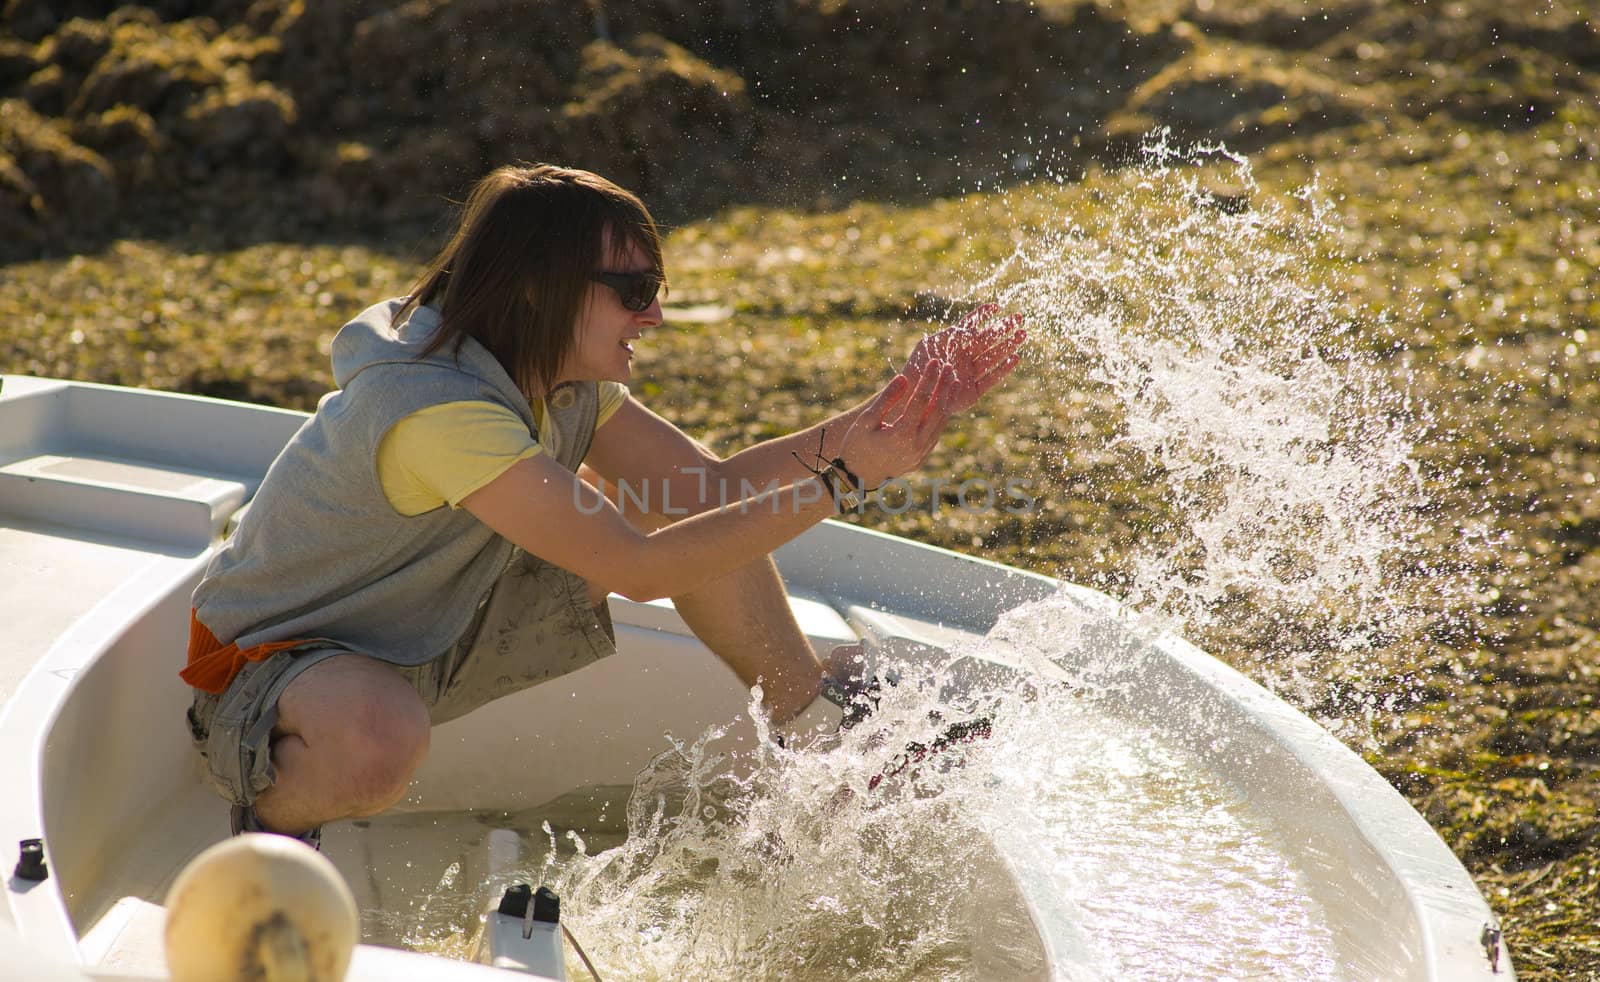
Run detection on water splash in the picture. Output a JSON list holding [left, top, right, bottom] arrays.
[[539, 701, 998, 981], [534, 650, 1340, 981], [520, 140, 1453, 979], [972, 133, 1461, 716]]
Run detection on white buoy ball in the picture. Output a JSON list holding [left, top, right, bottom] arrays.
[[164, 834, 359, 982]]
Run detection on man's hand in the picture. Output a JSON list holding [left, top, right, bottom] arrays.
[[837, 359, 956, 489], [834, 304, 1025, 490], [902, 303, 1027, 416]]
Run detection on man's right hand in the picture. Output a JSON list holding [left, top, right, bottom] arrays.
[[836, 359, 957, 489]]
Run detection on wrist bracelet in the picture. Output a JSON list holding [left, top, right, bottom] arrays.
[[789, 427, 872, 511], [819, 467, 860, 510], [828, 457, 864, 494]]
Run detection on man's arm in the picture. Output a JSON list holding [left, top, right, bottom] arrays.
[[463, 450, 837, 603], [583, 392, 871, 515], [595, 305, 1026, 502], [464, 368, 953, 602], [578, 398, 869, 722], [720, 307, 1026, 493]]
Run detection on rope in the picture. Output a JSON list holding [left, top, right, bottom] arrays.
[[563, 923, 605, 982]]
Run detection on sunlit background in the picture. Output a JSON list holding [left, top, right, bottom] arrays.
[[2, 2, 1596, 977]]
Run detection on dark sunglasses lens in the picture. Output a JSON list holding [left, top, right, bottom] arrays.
[[621, 275, 659, 311], [596, 273, 659, 311]]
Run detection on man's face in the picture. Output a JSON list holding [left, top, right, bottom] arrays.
[[565, 234, 663, 386]]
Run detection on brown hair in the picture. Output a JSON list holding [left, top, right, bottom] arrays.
[[397, 163, 664, 398]]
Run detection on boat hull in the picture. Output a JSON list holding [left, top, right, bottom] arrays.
[[0, 378, 1511, 980]]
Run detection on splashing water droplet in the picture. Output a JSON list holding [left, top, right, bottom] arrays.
[[966, 134, 1481, 721]]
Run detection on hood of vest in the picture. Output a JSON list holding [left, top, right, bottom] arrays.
[[331, 300, 529, 416]]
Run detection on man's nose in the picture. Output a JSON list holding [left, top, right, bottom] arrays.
[[636, 296, 664, 326]]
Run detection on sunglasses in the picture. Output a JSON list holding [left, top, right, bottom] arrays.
[[590, 271, 663, 312]]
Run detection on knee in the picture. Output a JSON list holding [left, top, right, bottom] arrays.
[[340, 689, 430, 814]]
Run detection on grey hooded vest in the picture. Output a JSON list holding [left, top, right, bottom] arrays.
[[191, 298, 599, 667]]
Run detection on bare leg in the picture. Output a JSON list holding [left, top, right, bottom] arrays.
[[672, 554, 828, 723], [578, 464, 842, 724], [252, 655, 431, 835]]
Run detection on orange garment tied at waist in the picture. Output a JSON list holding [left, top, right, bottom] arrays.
[[180, 610, 313, 694]]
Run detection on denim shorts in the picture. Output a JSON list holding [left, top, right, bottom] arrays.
[[187, 550, 616, 806]]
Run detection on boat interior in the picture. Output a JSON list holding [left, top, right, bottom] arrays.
[[0, 377, 1507, 980]]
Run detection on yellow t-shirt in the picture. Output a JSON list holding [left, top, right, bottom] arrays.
[[377, 383, 628, 516]]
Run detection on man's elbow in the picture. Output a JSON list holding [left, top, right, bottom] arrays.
[[606, 548, 676, 603], [610, 575, 670, 604]]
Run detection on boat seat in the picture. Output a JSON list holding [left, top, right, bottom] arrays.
[[0, 377, 301, 553], [0, 453, 247, 553]]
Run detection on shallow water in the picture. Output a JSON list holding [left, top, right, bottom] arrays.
[[975, 697, 1341, 979]]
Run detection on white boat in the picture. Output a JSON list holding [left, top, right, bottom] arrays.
[[0, 376, 1511, 980]]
